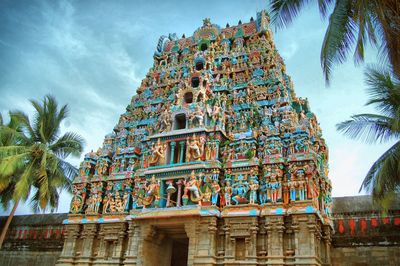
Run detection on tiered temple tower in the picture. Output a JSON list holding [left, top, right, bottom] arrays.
[[58, 11, 333, 266]]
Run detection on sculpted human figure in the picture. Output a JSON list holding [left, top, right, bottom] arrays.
[[103, 193, 112, 214], [210, 101, 222, 125], [94, 192, 102, 213], [298, 178, 306, 201], [248, 179, 259, 204], [149, 139, 166, 166], [143, 175, 160, 208], [289, 177, 297, 201], [232, 175, 248, 205], [268, 175, 281, 203], [259, 179, 268, 204], [115, 193, 124, 213], [211, 179, 221, 206], [159, 108, 171, 132], [183, 171, 202, 204], [186, 135, 205, 161], [189, 105, 204, 127], [224, 180, 233, 206]]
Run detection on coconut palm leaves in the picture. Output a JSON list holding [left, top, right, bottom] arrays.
[[337, 66, 400, 207], [0, 95, 85, 212], [269, 0, 400, 83], [0, 95, 84, 248]]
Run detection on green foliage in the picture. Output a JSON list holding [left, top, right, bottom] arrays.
[[0, 95, 85, 212], [336, 66, 400, 208], [269, 0, 400, 83]]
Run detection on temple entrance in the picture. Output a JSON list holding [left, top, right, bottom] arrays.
[[141, 224, 189, 266], [171, 238, 189, 266]]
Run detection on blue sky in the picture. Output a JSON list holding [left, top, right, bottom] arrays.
[[0, 0, 394, 215]]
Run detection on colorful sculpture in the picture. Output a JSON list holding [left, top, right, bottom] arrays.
[[69, 12, 332, 220]]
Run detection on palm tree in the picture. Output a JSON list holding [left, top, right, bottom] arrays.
[[0, 95, 84, 248], [336, 66, 400, 207], [269, 0, 400, 83]]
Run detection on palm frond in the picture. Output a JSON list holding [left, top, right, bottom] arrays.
[[336, 113, 397, 144], [0, 183, 16, 210], [321, 0, 356, 84], [360, 141, 400, 206], [269, 0, 311, 29], [0, 152, 30, 178], [364, 65, 400, 119], [10, 111, 35, 141], [49, 132, 84, 159], [0, 95, 85, 213], [317, 0, 335, 19], [13, 163, 34, 202], [58, 160, 79, 183], [372, 0, 400, 78]]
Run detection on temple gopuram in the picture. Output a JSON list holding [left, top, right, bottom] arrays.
[[59, 11, 334, 266]]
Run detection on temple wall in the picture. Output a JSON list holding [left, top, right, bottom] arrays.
[[331, 246, 400, 266], [0, 196, 399, 266], [0, 213, 66, 266]]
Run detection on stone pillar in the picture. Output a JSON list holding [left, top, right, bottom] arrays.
[[292, 214, 322, 265], [216, 222, 225, 263], [124, 221, 140, 266], [179, 141, 185, 163], [192, 217, 217, 265], [265, 215, 285, 265], [95, 227, 106, 261], [113, 223, 127, 262], [56, 224, 81, 266], [248, 221, 258, 260], [258, 218, 267, 258], [176, 179, 183, 207], [322, 225, 332, 266], [76, 224, 97, 266], [159, 180, 166, 208], [223, 224, 233, 260], [184, 220, 199, 266], [169, 141, 176, 165]]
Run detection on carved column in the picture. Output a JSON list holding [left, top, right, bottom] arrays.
[[113, 223, 127, 262], [77, 224, 97, 265], [160, 180, 166, 207], [176, 179, 183, 207], [258, 218, 267, 258], [169, 141, 176, 164], [56, 224, 81, 265], [185, 220, 198, 266], [179, 141, 185, 163], [223, 223, 233, 260], [216, 221, 225, 263], [322, 225, 332, 266], [124, 221, 140, 266], [265, 215, 285, 265], [249, 221, 258, 260], [291, 214, 322, 265]]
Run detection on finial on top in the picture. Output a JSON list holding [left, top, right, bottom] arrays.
[[203, 18, 211, 27]]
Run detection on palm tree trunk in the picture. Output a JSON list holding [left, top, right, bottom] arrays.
[[0, 199, 19, 249]]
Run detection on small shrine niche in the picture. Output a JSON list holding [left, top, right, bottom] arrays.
[[174, 113, 187, 130], [184, 91, 193, 104]]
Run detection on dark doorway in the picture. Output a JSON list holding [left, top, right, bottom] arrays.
[[195, 61, 204, 71], [184, 92, 193, 104], [170, 238, 189, 266], [191, 77, 200, 88], [174, 114, 186, 130], [235, 238, 245, 260]]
